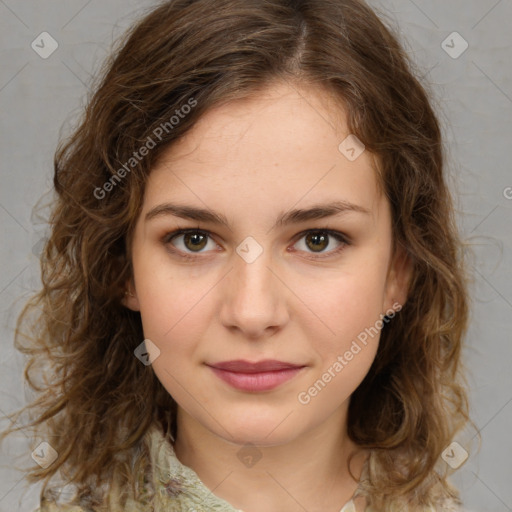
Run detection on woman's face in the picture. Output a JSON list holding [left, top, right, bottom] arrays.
[[125, 80, 410, 446]]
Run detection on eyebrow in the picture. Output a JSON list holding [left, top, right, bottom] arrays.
[[145, 200, 371, 230]]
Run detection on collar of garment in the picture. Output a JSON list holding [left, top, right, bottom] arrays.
[[145, 422, 364, 512]]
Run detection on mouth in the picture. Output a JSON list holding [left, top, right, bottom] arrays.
[[205, 359, 306, 392]]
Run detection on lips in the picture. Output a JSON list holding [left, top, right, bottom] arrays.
[[206, 359, 306, 392], [209, 359, 304, 373]]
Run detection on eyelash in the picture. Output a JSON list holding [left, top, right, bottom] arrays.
[[162, 227, 351, 261]]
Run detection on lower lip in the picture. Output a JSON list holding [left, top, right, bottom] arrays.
[[208, 366, 305, 391]]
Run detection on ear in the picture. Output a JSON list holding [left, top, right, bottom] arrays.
[[121, 278, 141, 311], [383, 243, 413, 312]]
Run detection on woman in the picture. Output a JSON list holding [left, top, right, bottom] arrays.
[[1, 0, 476, 510]]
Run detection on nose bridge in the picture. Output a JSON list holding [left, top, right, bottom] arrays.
[[235, 244, 274, 296], [234, 238, 278, 307], [219, 236, 288, 336]]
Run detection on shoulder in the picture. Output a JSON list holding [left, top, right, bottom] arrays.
[[365, 500, 468, 512], [35, 504, 88, 512], [35, 497, 146, 512]]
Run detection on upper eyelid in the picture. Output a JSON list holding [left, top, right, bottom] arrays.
[[165, 227, 347, 239]]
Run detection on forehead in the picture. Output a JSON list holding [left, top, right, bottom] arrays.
[[160, 81, 353, 164], [143, 81, 384, 224]]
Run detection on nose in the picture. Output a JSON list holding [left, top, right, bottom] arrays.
[[218, 244, 290, 340]]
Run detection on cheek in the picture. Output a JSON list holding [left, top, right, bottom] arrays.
[[131, 250, 217, 367], [132, 243, 215, 341], [300, 261, 389, 354], [295, 270, 385, 409], [135, 276, 209, 403]]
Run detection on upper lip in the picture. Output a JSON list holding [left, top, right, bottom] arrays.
[[207, 359, 305, 373]]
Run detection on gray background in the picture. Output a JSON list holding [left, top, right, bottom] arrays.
[[0, 0, 511, 511]]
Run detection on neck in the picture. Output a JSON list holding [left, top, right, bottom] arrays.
[[173, 405, 368, 512]]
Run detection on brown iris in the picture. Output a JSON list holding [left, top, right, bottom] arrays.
[[305, 232, 329, 252], [183, 232, 208, 251]]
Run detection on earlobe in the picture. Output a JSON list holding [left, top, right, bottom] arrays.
[[121, 281, 141, 311], [385, 245, 413, 311]]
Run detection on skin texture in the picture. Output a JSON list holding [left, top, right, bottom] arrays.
[[124, 80, 411, 512]]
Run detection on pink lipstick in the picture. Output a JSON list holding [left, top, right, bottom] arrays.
[[207, 359, 305, 392]]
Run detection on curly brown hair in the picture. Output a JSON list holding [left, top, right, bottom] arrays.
[[2, 0, 479, 509]]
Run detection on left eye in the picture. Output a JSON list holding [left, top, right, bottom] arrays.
[[163, 229, 349, 259], [292, 230, 348, 256]]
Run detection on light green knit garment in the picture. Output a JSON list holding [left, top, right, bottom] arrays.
[[35, 424, 452, 512]]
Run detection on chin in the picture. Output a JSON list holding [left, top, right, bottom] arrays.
[[210, 410, 304, 447], [223, 427, 295, 447]]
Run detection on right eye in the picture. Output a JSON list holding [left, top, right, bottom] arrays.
[[162, 229, 219, 259]]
